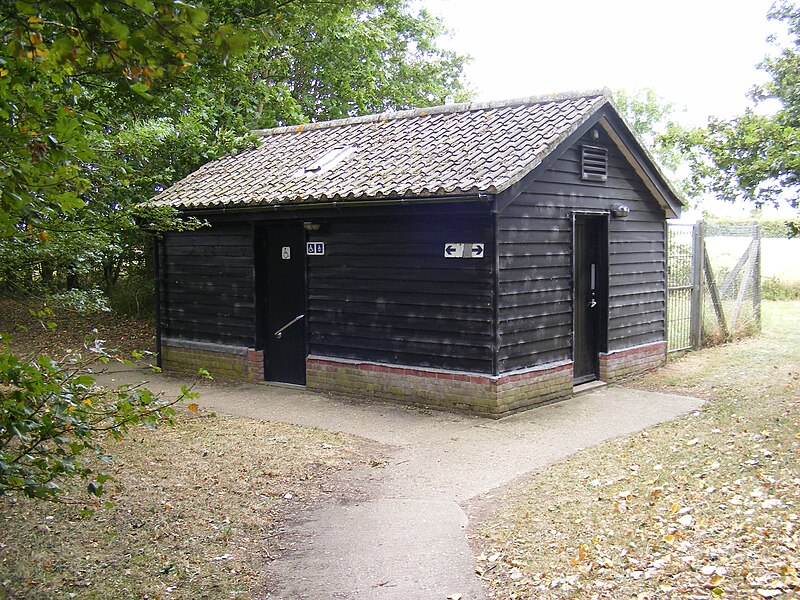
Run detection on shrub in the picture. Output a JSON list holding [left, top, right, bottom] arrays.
[[762, 276, 800, 301]]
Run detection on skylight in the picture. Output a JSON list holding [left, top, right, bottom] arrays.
[[298, 145, 357, 176]]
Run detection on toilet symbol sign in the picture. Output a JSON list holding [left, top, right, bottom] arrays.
[[444, 242, 484, 259], [306, 242, 325, 255]]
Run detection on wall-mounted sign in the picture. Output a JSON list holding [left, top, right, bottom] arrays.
[[444, 242, 484, 259], [306, 242, 325, 256], [281, 246, 291, 260]]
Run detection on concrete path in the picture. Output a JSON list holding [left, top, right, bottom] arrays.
[[96, 367, 703, 599]]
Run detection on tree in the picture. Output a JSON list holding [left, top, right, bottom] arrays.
[[672, 1, 800, 232], [0, 0, 469, 305], [0, 0, 212, 501], [0, 0, 469, 500], [613, 88, 685, 173]]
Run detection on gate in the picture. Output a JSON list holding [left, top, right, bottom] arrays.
[[667, 223, 702, 352], [667, 221, 762, 352]]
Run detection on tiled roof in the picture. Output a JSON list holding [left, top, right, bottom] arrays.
[[153, 91, 611, 209]]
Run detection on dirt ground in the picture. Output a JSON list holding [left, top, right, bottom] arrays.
[[0, 297, 155, 359], [0, 300, 382, 599], [472, 301, 800, 599]]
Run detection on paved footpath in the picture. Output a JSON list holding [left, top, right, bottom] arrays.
[[97, 367, 703, 599]]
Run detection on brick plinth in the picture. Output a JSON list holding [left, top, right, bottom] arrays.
[[306, 356, 573, 418], [161, 340, 264, 382], [598, 341, 666, 382]]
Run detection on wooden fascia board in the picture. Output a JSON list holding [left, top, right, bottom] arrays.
[[594, 110, 683, 219], [494, 105, 684, 218], [493, 114, 602, 214]]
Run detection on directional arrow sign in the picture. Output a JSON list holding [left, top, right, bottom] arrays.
[[444, 243, 464, 258], [471, 243, 484, 258]]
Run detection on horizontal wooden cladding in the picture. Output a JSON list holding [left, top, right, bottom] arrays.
[[498, 306, 570, 328], [499, 334, 571, 364], [498, 253, 570, 270], [166, 234, 253, 247], [306, 211, 495, 373], [498, 288, 571, 309], [311, 265, 490, 284], [164, 302, 255, 320], [310, 277, 492, 296], [308, 343, 492, 374], [311, 321, 491, 346], [609, 261, 664, 276], [495, 127, 669, 374], [309, 291, 491, 311], [309, 303, 490, 325], [499, 265, 569, 283], [608, 330, 664, 350], [307, 333, 492, 365], [165, 245, 254, 257], [161, 221, 255, 348], [498, 229, 571, 244]]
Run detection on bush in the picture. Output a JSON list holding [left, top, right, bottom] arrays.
[[0, 336, 196, 502], [762, 276, 800, 301]]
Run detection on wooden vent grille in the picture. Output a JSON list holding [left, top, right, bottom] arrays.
[[581, 145, 608, 182]]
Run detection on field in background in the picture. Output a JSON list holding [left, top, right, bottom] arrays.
[[706, 236, 800, 282]]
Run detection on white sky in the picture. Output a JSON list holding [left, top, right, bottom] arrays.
[[421, 0, 778, 126], [420, 0, 787, 218]]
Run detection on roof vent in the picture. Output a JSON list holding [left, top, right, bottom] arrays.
[[299, 145, 356, 176], [581, 145, 608, 182]]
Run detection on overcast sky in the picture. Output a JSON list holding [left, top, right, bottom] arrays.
[[420, 0, 778, 126]]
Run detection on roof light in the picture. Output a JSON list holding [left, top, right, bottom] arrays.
[[299, 145, 356, 176]]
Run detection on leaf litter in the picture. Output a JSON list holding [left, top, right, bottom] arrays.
[[472, 302, 800, 599]]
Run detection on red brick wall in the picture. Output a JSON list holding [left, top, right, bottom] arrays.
[[306, 357, 573, 418], [598, 341, 666, 382], [161, 343, 264, 382]]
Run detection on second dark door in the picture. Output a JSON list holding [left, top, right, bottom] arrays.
[[573, 215, 608, 384]]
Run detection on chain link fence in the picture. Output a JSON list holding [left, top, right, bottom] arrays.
[[703, 222, 762, 344], [667, 221, 761, 352]]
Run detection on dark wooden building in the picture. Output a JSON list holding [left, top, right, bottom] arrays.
[[153, 91, 683, 416]]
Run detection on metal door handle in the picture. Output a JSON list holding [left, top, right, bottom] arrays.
[[590, 299, 597, 308], [274, 314, 304, 339]]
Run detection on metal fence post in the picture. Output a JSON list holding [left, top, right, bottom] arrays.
[[690, 221, 704, 349], [753, 223, 762, 328]]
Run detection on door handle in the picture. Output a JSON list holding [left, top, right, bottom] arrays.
[[589, 299, 597, 308], [274, 314, 304, 339]]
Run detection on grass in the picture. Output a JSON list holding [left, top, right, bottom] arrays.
[[0, 298, 381, 599], [0, 410, 377, 599], [473, 301, 800, 599]]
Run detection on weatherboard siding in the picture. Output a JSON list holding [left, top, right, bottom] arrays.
[[306, 209, 495, 374], [159, 222, 256, 348], [496, 129, 667, 373]]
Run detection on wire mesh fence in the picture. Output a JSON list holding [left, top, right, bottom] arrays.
[[667, 224, 696, 352], [703, 222, 762, 343], [667, 221, 761, 352]]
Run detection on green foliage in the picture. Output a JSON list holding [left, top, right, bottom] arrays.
[[706, 216, 800, 238], [0, 0, 208, 236], [671, 2, 800, 221], [762, 276, 800, 300], [613, 88, 686, 173], [0, 0, 469, 315], [0, 336, 194, 501]]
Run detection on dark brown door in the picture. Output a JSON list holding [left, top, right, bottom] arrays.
[[573, 215, 608, 384], [264, 224, 307, 385]]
